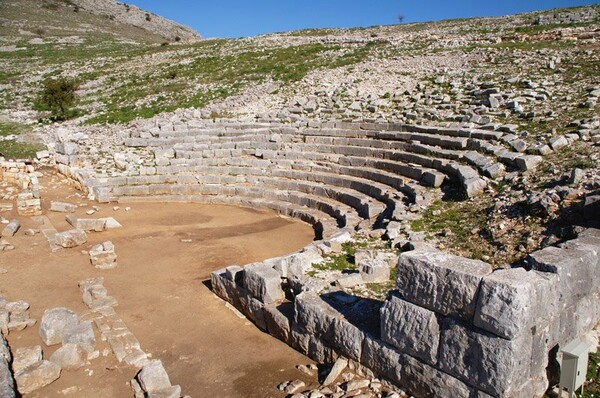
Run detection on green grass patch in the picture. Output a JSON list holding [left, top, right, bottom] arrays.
[[0, 122, 46, 159]]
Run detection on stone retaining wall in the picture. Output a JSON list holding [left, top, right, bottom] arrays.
[[210, 229, 600, 398]]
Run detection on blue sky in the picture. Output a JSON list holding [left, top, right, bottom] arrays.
[[125, 1, 599, 38]]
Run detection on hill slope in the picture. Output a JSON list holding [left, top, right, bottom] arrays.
[[0, 0, 200, 44]]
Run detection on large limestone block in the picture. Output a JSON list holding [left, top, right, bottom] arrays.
[[396, 250, 492, 320], [264, 303, 293, 344], [438, 319, 532, 397], [474, 268, 558, 339], [399, 352, 474, 398], [294, 291, 337, 337], [527, 245, 598, 308], [381, 295, 440, 364], [39, 308, 80, 346], [359, 258, 390, 283], [243, 262, 284, 304], [329, 318, 365, 362], [15, 360, 61, 395], [360, 336, 402, 386]]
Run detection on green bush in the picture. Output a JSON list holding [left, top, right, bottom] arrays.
[[36, 77, 79, 120]]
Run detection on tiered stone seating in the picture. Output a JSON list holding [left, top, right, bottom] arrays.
[[82, 119, 538, 240]]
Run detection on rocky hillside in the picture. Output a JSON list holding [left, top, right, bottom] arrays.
[[0, 0, 200, 44]]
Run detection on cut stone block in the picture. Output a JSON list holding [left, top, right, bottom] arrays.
[[65, 215, 106, 232], [39, 307, 80, 346], [243, 262, 284, 304], [50, 202, 77, 213], [54, 229, 87, 248], [381, 295, 440, 364], [361, 336, 402, 385], [359, 258, 390, 283], [396, 250, 492, 320], [474, 268, 558, 339], [438, 319, 532, 396]]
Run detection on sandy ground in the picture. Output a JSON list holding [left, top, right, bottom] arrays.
[[1, 169, 319, 397]]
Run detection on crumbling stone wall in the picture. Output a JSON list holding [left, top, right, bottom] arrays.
[[535, 8, 598, 25], [211, 228, 600, 398]]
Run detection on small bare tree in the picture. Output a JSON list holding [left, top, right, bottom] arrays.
[[398, 14, 406, 24]]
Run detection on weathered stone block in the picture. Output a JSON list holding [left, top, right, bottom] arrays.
[[0, 356, 15, 398], [1, 220, 20, 237], [49, 343, 87, 370], [527, 245, 598, 308], [15, 360, 61, 395], [359, 258, 390, 283], [473, 268, 558, 339], [39, 307, 80, 346], [66, 215, 107, 232], [396, 250, 492, 320], [381, 295, 440, 364], [62, 321, 96, 352], [54, 229, 87, 248], [264, 303, 292, 344], [13, 346, 42, 375], [361, 336, 402, 385], [50, 201, 77, 213], [399, 352, 474, 398], [294, 291, 337, 337], [137, 360, 172, 394], [438, 319, 532, 396], [243, 262, 284, 304], [89, 241, 117, 269], [329, 318, 365, 362]]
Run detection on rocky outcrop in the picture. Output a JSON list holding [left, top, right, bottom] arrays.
[[72, 0, 201, 42]]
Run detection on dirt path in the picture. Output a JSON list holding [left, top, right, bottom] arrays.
[[1, 169, 318, 397]]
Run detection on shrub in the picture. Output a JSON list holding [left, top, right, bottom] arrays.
[[37, 77, 79, 120]]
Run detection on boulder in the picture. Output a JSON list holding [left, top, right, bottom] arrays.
[[1, 220, 20, 237], [39, 308, 80, 346]]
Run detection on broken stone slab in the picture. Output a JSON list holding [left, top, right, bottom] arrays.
[[89, 241, 117, 270], [285, 380, 306, 394], [1, 220, 20, 237], [514, 155, 543, 171], [380, 295, 439, 365], [13, 345, 42, 375], [62, 321, 96, 352], [549, 135, 568, 151], [243, 262, 284, 304], [323, 356, 348, 385], [14, 360, 61, 395], [49, 201, 77, 213], [396, 250, 492, 320], [336, 273, 365, 289], [137, 360, 173, 394], [65, 215, 106, 232], [39, 307, 80, 346], [54, 229, 87, 248], [49, 343, 87, 370]]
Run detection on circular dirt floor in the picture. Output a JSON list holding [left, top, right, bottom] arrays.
[[1, 169, 318, 397]]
